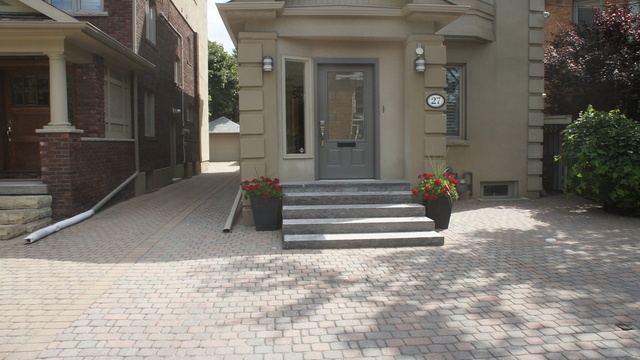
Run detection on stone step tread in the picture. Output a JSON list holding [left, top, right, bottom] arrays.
[[0, 207, 52, 225], [0, 217, 52, 240], [282, 216, 434, 235], [283, 203, 424, 211], [283, 192, 413, 205], [0, 182, 48, 195], [0, 195, 52, 210], [283, 216, 431, 226], [283, 231, 444, 249], [285, 191, 411, 197], [281, 180, 411, 193]]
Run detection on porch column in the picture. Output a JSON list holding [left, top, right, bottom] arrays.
[[44, 53, 74, 130]]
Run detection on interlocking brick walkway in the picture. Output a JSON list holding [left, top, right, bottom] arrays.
[[1, 163, 638, 359]]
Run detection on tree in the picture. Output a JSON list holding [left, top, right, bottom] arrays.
[[208, 41, 238, 122], [545, 2, 640, 121], [559, 106, 640, 215]]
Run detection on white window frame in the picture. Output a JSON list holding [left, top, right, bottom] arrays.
[[146, 0, 157, 44], [281, 56, 314, 159], [104, 65, 132, 139], [144, 91, 155, 137], [47, 0, 106, 15], [444, 65, 465, 139]]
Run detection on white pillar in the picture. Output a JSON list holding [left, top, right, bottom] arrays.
[[45, 53, 73, 129]]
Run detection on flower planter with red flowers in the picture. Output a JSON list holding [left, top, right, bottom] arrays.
[[241, 176, 284, 231], [412, 163, 460, 230]]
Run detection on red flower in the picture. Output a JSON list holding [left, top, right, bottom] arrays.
[[434, 179, 442, 186], [412, 188, 419, 195]]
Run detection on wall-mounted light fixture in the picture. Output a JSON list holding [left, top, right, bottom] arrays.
[[262, 56, 273, 72], [415, 44, 426, 72]]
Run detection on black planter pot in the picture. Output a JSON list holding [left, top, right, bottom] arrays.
[[423, 196, 453, 229], [249, 195, 282, 231]]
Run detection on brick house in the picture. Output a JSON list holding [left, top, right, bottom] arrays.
[[0, 0, 207, 237], [541, 0, 639, 192]]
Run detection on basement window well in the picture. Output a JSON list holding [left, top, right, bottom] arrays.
[[481, 182, 516, 199]]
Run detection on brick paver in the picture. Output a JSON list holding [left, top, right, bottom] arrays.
[[1, 163, 639, 359]]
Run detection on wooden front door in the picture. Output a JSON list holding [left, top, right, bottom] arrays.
[[1, 68, 50, 177]]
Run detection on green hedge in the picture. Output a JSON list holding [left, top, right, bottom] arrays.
[[560, 106, 640, 215]]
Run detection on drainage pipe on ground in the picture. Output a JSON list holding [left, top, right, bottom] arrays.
[[24, 172, 139, 244], [223, 187, 243, 233]]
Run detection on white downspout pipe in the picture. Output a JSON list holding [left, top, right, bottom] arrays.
[[24, 171, 139, 244]]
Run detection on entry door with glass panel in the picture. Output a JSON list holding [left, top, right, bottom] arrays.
[[317, 64, 375, 179], [2, 68, 50, 176]]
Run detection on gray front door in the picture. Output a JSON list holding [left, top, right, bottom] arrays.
[[317, 64, 375, 179]]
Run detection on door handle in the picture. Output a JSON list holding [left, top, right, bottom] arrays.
[[319, 121, 325, 147], [6, 126, 11, 142]]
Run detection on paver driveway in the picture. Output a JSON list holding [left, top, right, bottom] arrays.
[[1, 163, 639, 360]]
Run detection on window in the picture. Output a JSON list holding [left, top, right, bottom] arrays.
[[445, 65, 464, 138], [283, 58, 310, 155], [11, 75, 49, 107], [631, 0, 640, 13], [146, 1, 156, 44], [173, 58, 182, 86], [574, 0, 601, 25], [144, 92, 155, 137], [104, 66, 132, 139], [174, 58, 182, 87], [48, 0, 102, 12], [481, 182, 516, 199], [186, 105, 194, 122]]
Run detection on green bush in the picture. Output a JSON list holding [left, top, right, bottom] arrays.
[[559, 106, 640, 215]]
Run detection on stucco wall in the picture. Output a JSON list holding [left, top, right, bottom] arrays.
[[209, 133, 240, 161], [230, 0, 543, 200], [447, 0, 544, 198]]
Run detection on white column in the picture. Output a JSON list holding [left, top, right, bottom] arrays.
[[45, 53, 73, 129]]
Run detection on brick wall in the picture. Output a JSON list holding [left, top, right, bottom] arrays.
[[73, 57, 105, 137], [38, 0, 201, 219], [76, 0, 133, 48], [135, 0, 200, 172], [39, 133, 135, 220]]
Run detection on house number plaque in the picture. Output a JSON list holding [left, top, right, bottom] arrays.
[[426, 94, 445, 108]]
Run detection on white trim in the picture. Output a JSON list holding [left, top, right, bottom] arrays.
[[281, 55, 314, 160]]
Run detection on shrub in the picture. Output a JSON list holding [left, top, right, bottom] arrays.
[[559, 106, 640, 215]]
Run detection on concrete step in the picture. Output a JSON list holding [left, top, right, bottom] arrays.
[[0, 195, 52, 210], [0, 182, 48, 195], [281, 180, 411, 194], [283, 231, 444, 249], [282, 203, 425, 219], [282, 216, 433, 235], [0, 217, 51, 240], [284, 191, 413, 206], [0, 207, 52, 225], [279, 180, 444, 249]]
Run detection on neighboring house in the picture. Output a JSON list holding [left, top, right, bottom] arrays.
[[209, 116, 240, 162], [218, 0, 546, 222], [0, 0, 207, 226], [541, 0, 640, 192], [545, 0, 640, 42]]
